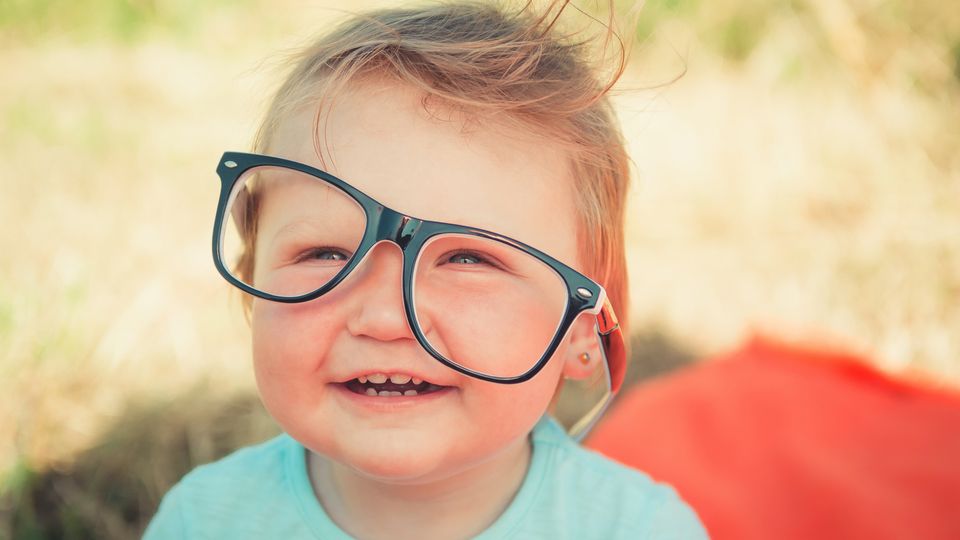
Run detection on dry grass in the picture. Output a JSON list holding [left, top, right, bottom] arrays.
[[1, 0, 958, 536], [620, 59, 960, 387]]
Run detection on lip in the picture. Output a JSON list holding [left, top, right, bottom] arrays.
[[330, 382, 457, 411], [336, 370, 458, 387]]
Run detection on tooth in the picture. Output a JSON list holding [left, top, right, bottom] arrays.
[[412, 377, 422, 385], [358, 375, 367, 383], [404, 390, 418, 396], [365, 388, 378, 396], [388, 391, 402, 396], [378, 390, 391, 396], [367, 373, 388, 384], [389, 374, 412, 384]]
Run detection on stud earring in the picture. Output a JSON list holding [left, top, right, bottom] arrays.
[[578, 352, 591, 365]]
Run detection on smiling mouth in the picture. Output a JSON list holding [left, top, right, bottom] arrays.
[[341, 377, 449, 397]]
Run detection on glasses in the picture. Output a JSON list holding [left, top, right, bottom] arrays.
[[211, 152, 626, 436]]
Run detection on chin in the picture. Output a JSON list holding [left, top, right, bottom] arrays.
[[337, 435, 456, 483]]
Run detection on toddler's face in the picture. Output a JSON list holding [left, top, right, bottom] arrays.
[[251, 79, 589, 483]]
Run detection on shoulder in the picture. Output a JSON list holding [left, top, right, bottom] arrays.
[[525, 417, 708, 539], [143, 434, 301, 539], [171, 434, 291, 499]]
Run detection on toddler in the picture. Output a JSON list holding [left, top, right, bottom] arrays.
[[145, 1, 707, 538]]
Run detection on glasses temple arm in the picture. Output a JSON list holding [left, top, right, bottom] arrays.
[[596, 298, 626, 395], [566, 298, 627, 441]]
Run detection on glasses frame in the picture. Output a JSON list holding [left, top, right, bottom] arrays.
[[211, 151, 625, 395]]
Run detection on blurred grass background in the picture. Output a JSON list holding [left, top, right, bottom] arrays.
[[1, 0, 958, 537]]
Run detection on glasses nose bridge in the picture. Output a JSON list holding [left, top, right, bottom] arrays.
[[373, 206, 423, 253]]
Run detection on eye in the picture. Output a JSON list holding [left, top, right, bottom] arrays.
[[440, 250, 507, 270], [448, 252, 484, 265], [295, 247, 351, 263], [429, 242, 515, 274]]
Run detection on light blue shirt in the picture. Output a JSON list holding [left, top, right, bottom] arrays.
[[143, 415, 708, 539]]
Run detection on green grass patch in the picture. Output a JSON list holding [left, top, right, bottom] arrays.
[[952, 39, 960, 83], [0, 0, 252, 44], [630, 0, 702, 44]]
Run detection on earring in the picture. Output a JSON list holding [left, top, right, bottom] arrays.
[[578, 352, 591, 365]]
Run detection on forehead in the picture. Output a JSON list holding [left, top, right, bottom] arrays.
[[265, 79, 582, 269]]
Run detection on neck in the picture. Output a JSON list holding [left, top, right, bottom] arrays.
[[307, 434, 532, 540]]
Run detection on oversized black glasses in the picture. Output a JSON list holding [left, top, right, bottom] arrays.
[[211, 152, 626, 425]]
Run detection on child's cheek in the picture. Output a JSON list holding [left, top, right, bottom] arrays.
[[251, 299, 340, 377], [251, 299, 343, 431], [466, 348, 565, 422]]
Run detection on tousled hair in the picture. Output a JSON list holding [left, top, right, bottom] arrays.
[[239, 0, 632, 343]]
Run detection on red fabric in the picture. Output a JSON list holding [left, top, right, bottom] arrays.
[[586, 337, 960, 540]]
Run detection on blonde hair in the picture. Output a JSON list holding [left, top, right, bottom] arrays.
[[241, 0, 632, 341]]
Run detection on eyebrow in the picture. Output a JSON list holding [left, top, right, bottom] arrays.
[[268, 218, 326, 244], [270, 221, 318, 241]]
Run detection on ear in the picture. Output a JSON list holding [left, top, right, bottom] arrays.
[[561, 312, 603, 380]]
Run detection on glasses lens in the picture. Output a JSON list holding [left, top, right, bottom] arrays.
[[412, 233, 569, 378], [219, 165, 366, 298]]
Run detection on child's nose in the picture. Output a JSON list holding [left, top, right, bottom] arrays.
[[343, 241, 415, 342]]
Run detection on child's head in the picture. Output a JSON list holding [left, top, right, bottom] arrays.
[[216, 1, 630, 482]]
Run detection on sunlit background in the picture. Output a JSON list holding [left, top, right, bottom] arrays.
[[1, 0, 958, 536]]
